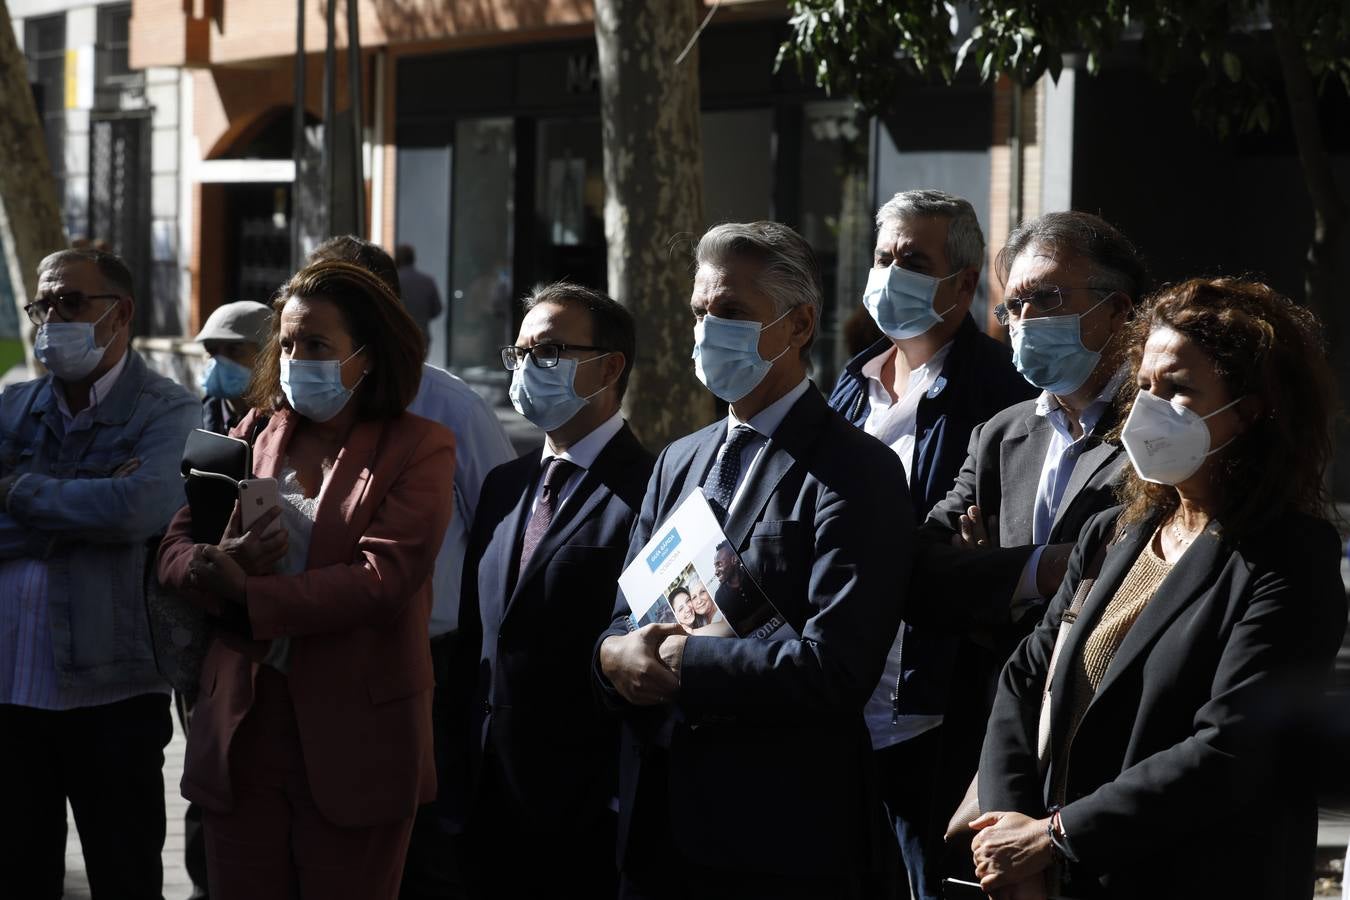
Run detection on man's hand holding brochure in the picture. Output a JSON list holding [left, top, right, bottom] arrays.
[[600, 488, 803, 705]]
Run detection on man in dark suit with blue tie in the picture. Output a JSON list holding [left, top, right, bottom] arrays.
[[452, 282, 654, 897], [595, 222, 913, 898]]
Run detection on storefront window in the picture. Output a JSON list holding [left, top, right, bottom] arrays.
[[533, 118, 607, 290], [702, 108, 773, 225], [450, 118, 515, 374]]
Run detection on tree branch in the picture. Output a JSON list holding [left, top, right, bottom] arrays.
[[1270, 16, 1347, 233]]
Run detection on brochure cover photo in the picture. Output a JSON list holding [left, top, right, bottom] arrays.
[[619, 489, 791, 640]]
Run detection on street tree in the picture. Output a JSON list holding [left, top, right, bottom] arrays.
[[0, 0, 65, 367], [595, 0, 713, 447]]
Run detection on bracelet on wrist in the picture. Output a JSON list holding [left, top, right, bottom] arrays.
[[1046, 808, 1072, 862]]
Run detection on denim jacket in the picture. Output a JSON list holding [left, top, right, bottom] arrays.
[[0, 350, 199, 691]]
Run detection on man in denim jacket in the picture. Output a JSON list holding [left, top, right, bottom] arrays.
[[0, 248, 198, 898]]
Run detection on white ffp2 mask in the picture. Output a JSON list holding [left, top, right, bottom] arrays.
[[1120, 389, 1245, 485]]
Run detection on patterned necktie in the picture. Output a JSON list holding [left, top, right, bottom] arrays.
[[518, 457, 578, 577], [703, 425, 758, 524]]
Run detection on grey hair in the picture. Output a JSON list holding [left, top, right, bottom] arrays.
[[875, 189, 986, 273], [39, 247, 135, 299], [995, 211, 1149, 301], [695, 221, 822, 352]]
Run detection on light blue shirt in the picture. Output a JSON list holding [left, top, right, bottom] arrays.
[[1031, 370, 1127, 544], [1014, 369, 1128, 603], [408, 365, 516, 636]]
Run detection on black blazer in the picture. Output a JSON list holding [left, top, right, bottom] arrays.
[[981, 507, 1347, 898], [593, 386, 914, 877], [911, 394, 1129, 630], [453, 422, 654, 832]]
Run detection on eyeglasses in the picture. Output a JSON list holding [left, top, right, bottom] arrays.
[[994, 285, 1111, 325], [24, 291, 121, 326], [500, 342, 610, 371]]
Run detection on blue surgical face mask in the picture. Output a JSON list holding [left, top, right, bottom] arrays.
[[691, 309, 792, 403], [509, 353, 612, 432], [35, 300, 119, 382], [1010, 295, 1112, 395], [200, 356, 253, 400], [280, 346, 366, 423], [863, 264, 960, 340]]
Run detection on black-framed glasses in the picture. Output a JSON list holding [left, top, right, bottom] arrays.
[[993, 285, 1111, 325], [500, 342, 610, 371], [24, 291, 122, 326]]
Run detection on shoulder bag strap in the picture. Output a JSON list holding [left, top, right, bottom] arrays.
[[1036, 534, 1112, 769]]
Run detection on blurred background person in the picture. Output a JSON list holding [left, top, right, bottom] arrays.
[[196, 301, 274, 441], [973, 277, 1346, 899], [183, 297, 272, 898], [395, 244, 444, 353], [157, 260, 456, 900]]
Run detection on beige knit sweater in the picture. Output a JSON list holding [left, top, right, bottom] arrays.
[[1053, 542, 1173, 803]]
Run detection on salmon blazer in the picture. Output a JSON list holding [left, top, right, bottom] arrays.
[[158, 407, 457, 827]]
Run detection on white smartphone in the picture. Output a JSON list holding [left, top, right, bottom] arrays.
[[238, 477, 281, 535]]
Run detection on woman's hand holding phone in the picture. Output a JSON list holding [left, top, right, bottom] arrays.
[[219, 496, 288, 576]]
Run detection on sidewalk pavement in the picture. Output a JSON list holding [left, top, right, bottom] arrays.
[[61, 711, 193, 900]]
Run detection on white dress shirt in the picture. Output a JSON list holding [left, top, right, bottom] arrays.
[[857, 345, 950, 750], [408, 364, 517, 636], [860, 341, 953, 481], [531, 410, 626, 516]]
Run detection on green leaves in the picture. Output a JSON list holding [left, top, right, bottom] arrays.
[[780, 0, 1349, 141]]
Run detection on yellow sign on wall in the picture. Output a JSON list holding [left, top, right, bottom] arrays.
[[64, 49, 77, 109]]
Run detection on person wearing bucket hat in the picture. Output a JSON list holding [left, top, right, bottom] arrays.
[[195, 300, 273, 434]]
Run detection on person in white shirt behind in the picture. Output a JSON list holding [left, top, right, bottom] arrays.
[[305, 236, 515, 899]]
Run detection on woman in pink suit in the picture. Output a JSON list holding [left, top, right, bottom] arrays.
[[158, 260, 457, 899]]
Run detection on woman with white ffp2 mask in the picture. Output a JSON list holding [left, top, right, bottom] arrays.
[[973, 277, 1343, 899]]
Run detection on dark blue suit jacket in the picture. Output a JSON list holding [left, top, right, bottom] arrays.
[[593, 386, 913, 878], [827, 314, 1035, 715], [452, 422, 653, 833]]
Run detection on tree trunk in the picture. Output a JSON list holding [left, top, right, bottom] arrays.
[[1272, 19, 1350, 499], [595, 0, 711, 448], [0, 0, 65, 369]]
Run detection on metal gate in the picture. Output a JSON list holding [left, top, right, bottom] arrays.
[[88, 112, 153, 334]]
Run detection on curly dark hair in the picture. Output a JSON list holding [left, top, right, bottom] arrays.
[[1114, 277, 1336, 537], [245, 259, 424, 419]]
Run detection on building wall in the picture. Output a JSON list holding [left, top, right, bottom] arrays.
[[11, 0, 185, 336], [1072, 62, 1350, 301]]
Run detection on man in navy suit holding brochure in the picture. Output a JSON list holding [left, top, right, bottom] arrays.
[[595, 222, 914, 898]]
